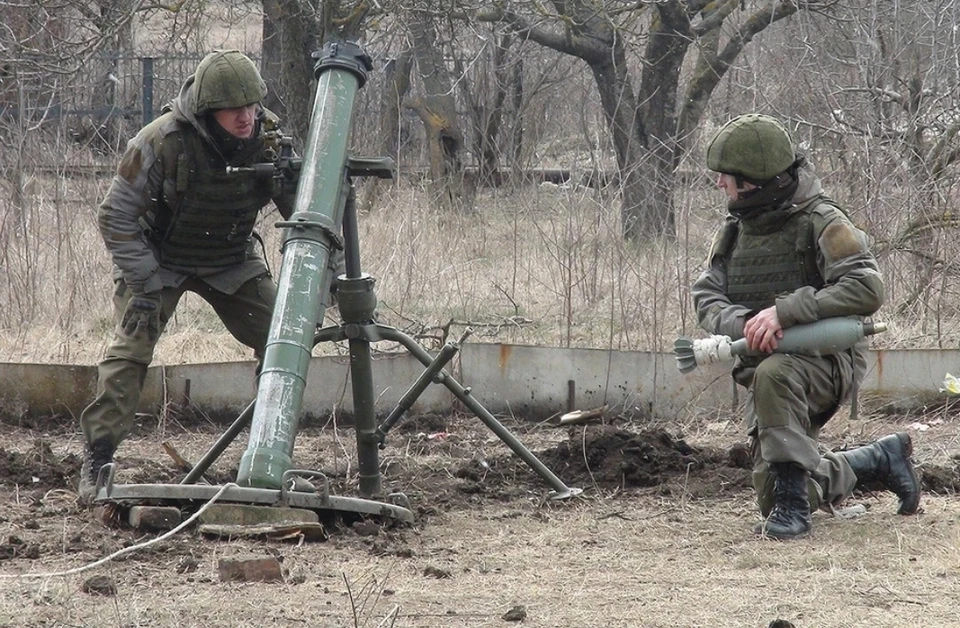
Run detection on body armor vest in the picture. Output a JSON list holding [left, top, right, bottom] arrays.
[[154, 128, 273, 268], [726, 208, 823, 312]]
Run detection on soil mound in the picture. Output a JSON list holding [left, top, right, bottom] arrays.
[[0, 439, 80, 492], [537, 425, 752, 493], [921, 459, 960, 494]]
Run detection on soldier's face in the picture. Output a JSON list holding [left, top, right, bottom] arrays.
[[212, 104, 258, 139], [716, 173, 756, 201]]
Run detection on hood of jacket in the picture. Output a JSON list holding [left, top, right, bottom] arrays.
[[788, 165, 825, 212], [170, 75, 213, 144]]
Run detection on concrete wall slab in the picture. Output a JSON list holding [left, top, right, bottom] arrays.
[[1, 345, 953, 424]]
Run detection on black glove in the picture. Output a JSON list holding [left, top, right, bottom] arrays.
[[129, 293, 161, 313], [121, 292, 162, 342]]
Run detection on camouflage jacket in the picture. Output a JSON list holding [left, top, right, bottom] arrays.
[[692, 167, 884, 344], [97, 74, 297, 295]]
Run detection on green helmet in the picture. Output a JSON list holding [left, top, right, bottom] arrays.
[[705, 114, 796, 183], [193, 50, 267, 113]]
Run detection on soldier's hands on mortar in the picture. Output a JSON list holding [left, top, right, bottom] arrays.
[[744, 305, 784, 353]]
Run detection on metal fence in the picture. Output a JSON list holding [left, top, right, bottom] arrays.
[[3, 52, 257, 127]]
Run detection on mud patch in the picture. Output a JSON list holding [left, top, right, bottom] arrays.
[[449, 425, 754, 503], [921, 461, 960, 494], [0, 439, 80, 492], [395, 413, 450, 435], [0, 535, 42, 562], [537, 425, 752, 495]]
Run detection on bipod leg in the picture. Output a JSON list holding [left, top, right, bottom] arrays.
[[377, 326, 582, 500], [181, 400, 255, 485], [338, 181, 382, 498], [376, 331, 467, 446]]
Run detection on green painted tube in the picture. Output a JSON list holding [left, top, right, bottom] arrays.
[[237, 42, 372, 488]]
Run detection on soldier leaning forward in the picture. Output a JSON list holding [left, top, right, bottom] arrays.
[[78, 50, 315, 503], [692, 113, 921, 539]]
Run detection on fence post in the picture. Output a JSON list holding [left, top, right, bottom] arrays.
[[142, 57, 155, 125]]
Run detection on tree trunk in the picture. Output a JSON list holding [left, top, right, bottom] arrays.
[[587, 48, 669, 240], [475, 35, 512, 184], [362, 49, 413, 211], [510, 55, 524, 173], [270, 0, 321, 148], [622, 2, 691, 240], [92, 0, 135, 151], [260, 0, 286, 118], [382, 52, 414, 161], [407, 10, 468, 210]]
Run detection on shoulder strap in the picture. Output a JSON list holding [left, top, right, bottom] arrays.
[[794, 205, 823, 289], [707, 217, 740, 265]]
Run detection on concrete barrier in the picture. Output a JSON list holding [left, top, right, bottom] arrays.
[[0, 345, 954, 424]]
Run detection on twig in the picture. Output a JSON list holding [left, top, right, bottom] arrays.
[[597, 510, 632, 521]]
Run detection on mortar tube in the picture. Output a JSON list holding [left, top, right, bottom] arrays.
[[237, 42, 370, 489]]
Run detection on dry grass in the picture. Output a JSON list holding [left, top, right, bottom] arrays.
[[0, 169, 718, 364], [5, 163, 960, 367]]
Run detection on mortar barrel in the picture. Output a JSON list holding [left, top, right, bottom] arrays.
[[237, 41, 371, 488]]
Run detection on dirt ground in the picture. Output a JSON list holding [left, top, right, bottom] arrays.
[[1, 407, 959, 628]]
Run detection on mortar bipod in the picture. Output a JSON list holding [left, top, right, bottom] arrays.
[[312, 314, 583, 502]]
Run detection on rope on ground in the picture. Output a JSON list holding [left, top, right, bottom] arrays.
[[0, 482, 238, 580]]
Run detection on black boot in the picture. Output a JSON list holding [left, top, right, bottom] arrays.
[[839, 432, 920, 515], [78, 438, 115, 506], [756, 463, 811, 540]]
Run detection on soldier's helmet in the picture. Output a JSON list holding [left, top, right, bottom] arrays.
[[705, 114, 796, 183], [193, 50, 267, 114]]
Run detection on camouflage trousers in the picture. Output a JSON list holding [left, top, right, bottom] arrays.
[[744, 352, 859, 516], [79, 274, 277, 448]]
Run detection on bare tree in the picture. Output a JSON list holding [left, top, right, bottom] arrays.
[[405, 9, 469, 210], [806, 1, 960, 318], [452, 32, 514, 185], [261, 0, 372, 146], [474, 0, 833, 240]]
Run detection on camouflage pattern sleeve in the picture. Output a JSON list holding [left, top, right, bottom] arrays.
[[691, 222, 752, 340], [96, 131, 164, 295], [775, 206, 884, 328]]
